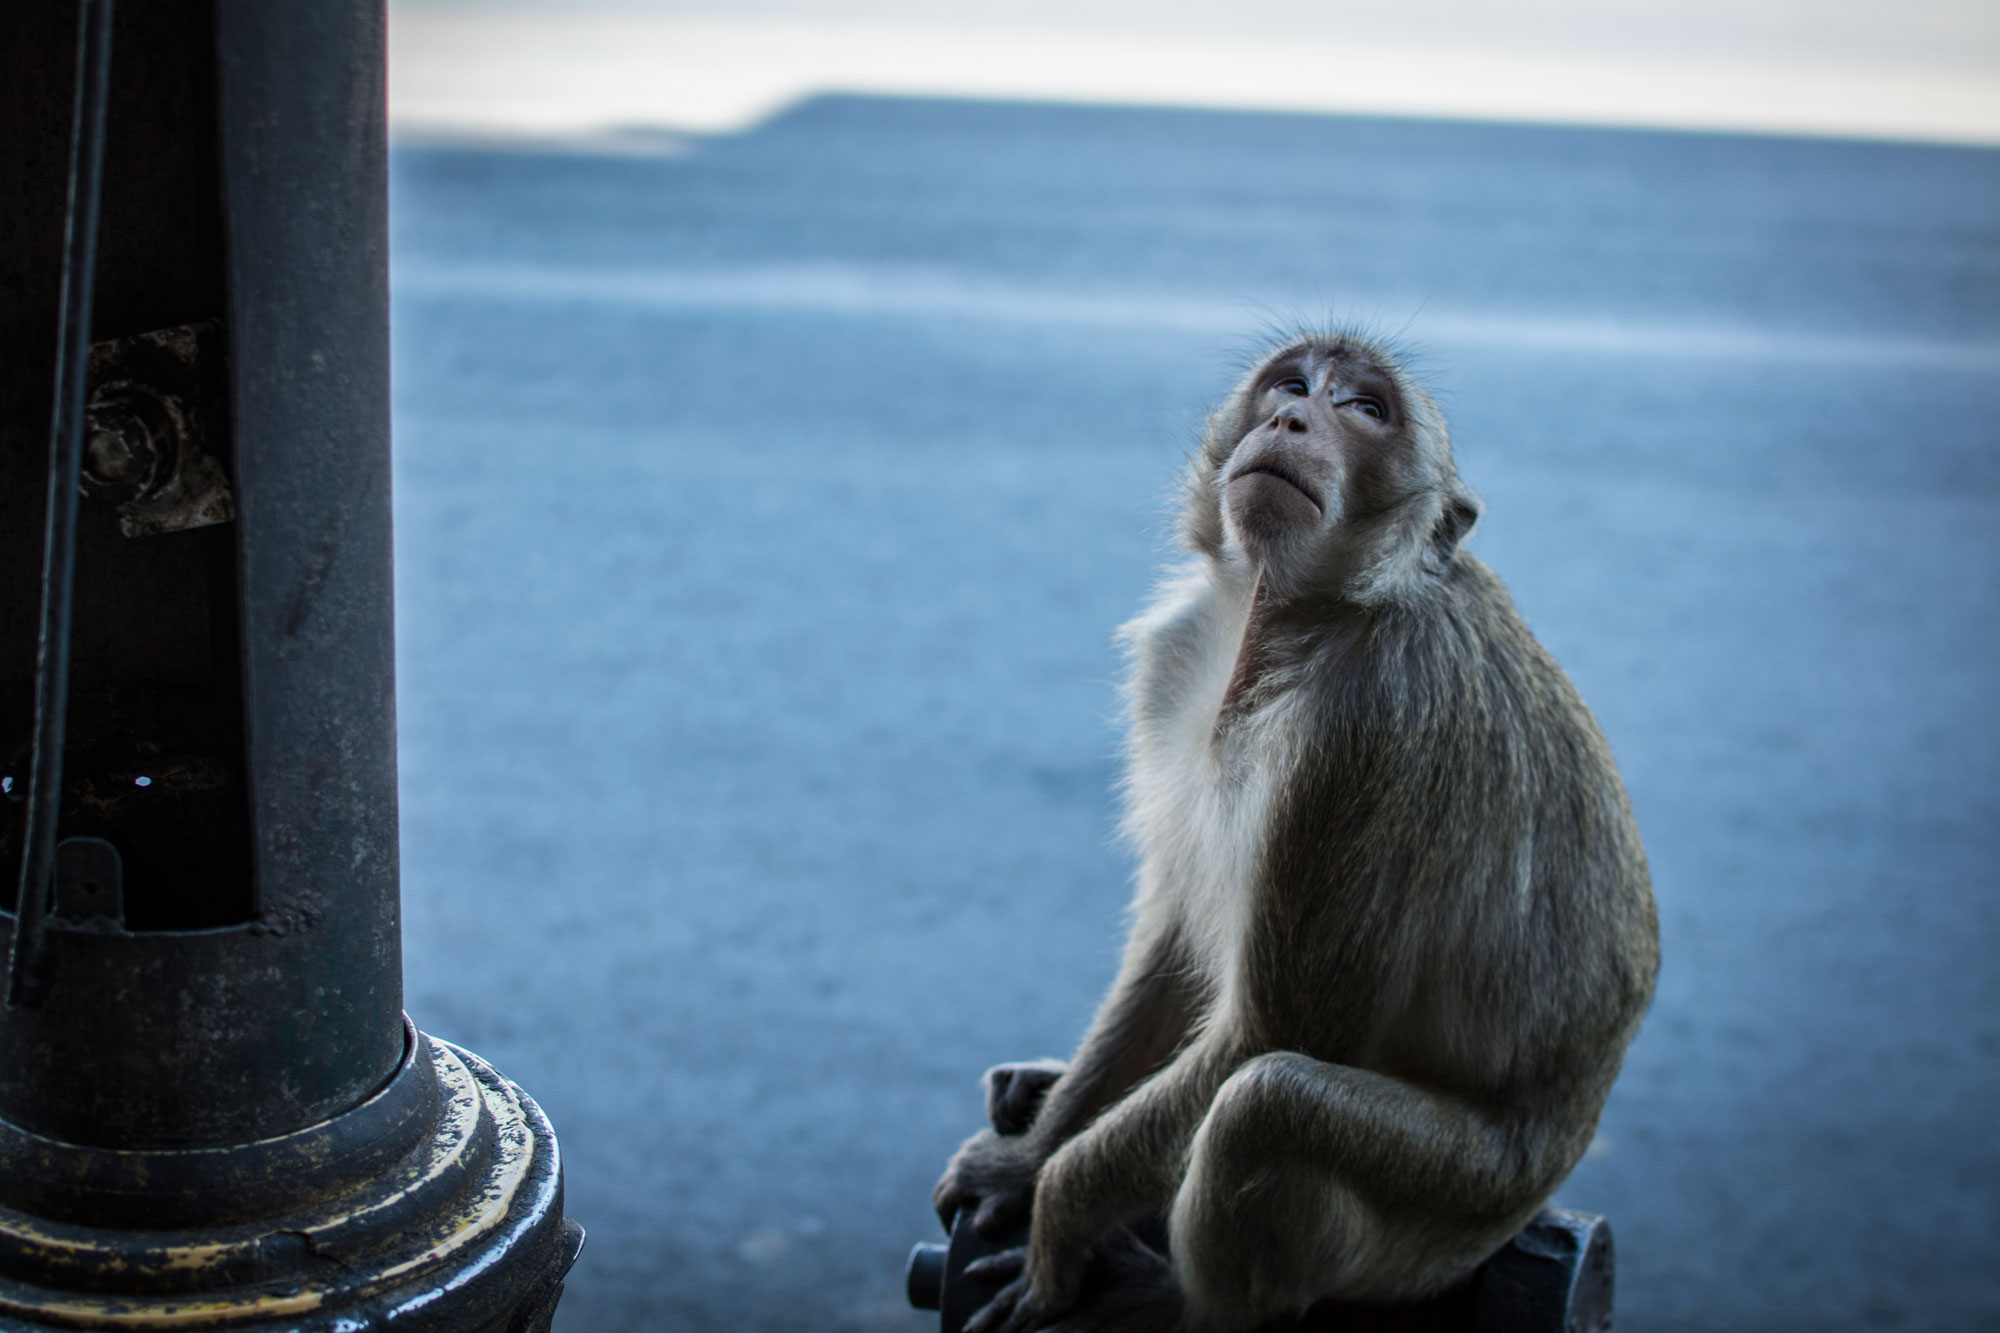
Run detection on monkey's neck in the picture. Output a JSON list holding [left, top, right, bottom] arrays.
[[1216, 578, 1274, 723]]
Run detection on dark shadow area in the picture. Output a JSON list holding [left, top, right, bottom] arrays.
[[0, 0, 253, 931]]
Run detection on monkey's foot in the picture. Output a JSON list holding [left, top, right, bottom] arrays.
[[1049, 1228, 1185, 1333], [964, 1229, 1184, 1333], [961, 1248, 1046, 1333], [986, 1059, 1068, 1135]]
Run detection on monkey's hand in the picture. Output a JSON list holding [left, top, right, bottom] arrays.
[[934, 1129, 1042, 1237], [957, 1166, 1092, 1333]]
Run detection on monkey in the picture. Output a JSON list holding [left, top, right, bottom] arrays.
[[931, 332, 1659, 1333]]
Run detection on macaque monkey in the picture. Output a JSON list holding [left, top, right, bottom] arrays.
[[933, 334, 1658, 1332]]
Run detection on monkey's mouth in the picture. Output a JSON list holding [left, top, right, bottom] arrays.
[[1228, 464, 1323, 517]]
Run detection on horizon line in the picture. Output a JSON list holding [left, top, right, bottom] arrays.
[[388, 16, 2000, 151]]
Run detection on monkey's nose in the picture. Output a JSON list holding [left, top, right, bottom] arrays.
[[1271, 407, 1309, 434]]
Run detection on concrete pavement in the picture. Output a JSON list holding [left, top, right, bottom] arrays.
[[388, 97, 2000, 1330]]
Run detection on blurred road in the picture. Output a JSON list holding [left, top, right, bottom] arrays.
[[387, 97, 1999, 1331]]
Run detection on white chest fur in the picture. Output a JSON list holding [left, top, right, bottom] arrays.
[[1119, 565, 1302, 1010]]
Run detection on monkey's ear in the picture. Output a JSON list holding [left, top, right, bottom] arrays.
[[1429, 493, 1481, 565]]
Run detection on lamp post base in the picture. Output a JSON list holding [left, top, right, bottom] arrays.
[[0, 1027, 580, 1332]]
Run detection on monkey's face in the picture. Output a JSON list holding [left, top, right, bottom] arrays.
[[1221, 346, 1407, 578], [1185, 336, 1477, 602]]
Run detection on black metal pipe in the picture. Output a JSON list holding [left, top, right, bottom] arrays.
[[0, 0, 405, 1151], [0, 4, 579, 1324], [7, 0, 113, 1010]]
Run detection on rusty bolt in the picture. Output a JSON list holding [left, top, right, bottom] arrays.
[[80, 386, 176, 504]]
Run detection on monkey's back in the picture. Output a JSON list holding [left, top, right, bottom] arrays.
[[1124, 553, 1655, 1191], [1262, 554, 1655, 1148]]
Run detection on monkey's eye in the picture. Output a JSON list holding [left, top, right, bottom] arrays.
[[1340, 397, 1387, 421], [1274, 376, 1310, 397]]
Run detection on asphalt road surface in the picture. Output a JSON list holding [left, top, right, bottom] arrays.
[[386, 96, 1999, 1331]]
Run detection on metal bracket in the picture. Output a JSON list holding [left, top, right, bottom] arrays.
[[81, 321, 235, 538]]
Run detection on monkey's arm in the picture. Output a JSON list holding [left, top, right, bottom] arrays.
[[961, 1031, 1241, 1333], [1026, 920, 1203, 1149], [1027, 1032, 1239, 1286], [934, 921, 1200, 1235]]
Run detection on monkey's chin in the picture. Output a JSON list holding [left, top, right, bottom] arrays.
[[1229, 469, 1323, 521], [1226, 475, 1325, 558]]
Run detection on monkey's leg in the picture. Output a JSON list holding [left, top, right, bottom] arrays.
[[1170, 1052, 1542, 1329]]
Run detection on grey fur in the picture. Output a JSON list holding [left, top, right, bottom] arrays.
[[934, 335, 1659, 1333]]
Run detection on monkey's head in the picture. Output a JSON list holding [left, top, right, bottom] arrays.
[[1184, 335, 1480, 605]]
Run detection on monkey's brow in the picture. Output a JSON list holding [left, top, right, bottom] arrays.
[[1254, 354, 1314, 387], [1313, 351, 1399, 399]]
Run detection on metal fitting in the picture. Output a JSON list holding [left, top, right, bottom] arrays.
[[80, 385, 176, 505]]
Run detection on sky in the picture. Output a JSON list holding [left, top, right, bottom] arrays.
[[388, 0, 2000, 145]]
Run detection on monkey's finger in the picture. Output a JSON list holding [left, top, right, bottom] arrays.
[[961, 1277, 1028, 1333], [933, 1178, 968, 1231], [964, 1247, 1027, 1281], [972, 1189, 1030, 1237]]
